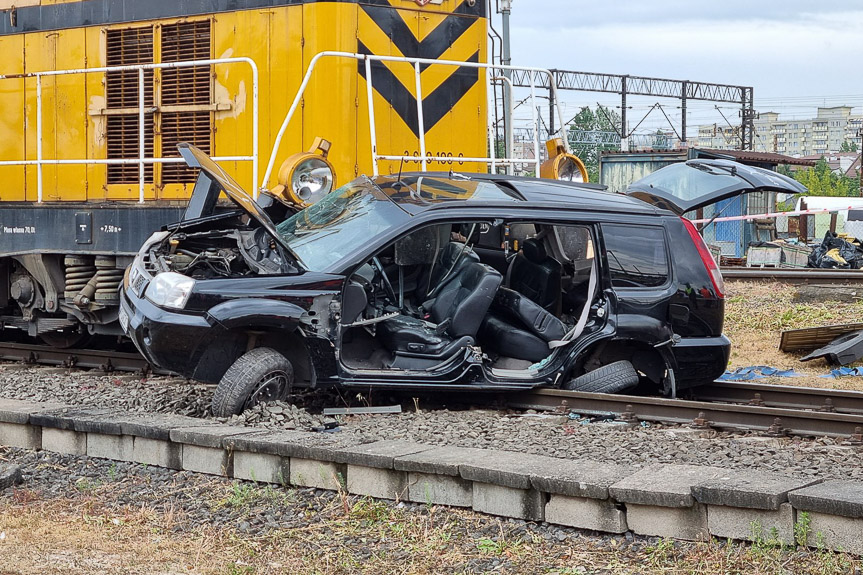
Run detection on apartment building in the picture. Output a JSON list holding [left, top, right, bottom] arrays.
[[697, 107, 862, 155]]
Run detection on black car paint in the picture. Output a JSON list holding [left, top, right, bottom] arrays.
[[121, 151, 734, 394], [122, 205, 727, 393]]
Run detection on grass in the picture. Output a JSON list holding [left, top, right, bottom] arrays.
[[724, 281, 863, 389], [2, 485, 859, 574]]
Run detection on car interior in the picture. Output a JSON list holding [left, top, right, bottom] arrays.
[[339, 220, 598, 375]]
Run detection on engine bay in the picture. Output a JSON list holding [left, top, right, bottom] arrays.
[[148, 227, 289, 279]]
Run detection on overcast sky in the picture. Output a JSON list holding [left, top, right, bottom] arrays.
[[501, 1, 863, 135]]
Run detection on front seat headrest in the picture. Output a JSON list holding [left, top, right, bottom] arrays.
[[522, 238, 547, 263]]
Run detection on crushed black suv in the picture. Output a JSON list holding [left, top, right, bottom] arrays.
[[120, 144, 804, 416]]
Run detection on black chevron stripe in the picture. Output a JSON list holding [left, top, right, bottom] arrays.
[[361, 2, 479, 62], [357, 41, 480, 137]]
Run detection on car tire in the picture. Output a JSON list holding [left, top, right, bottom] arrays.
[[211, 347, 294, 417], [563, 360, 639, 394]]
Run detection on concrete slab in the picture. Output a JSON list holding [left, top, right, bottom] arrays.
[[407, 472, 472, 508], [329, 440, 431, 469], [290, 458, 345, 491], [394, 445, 491, 476], [460, 450, 552, 490], [170, 425, 262, 449], [707, 502, 795, 545], [626, 503, 709, 542], [41, 428, 86, 456], [347, 465, 408, 501], [233, 451, 289, 485], [118, 413, 211, 441], [806, 512, 863, 555], [545, 494, 628, 533], [0, 422, 41, 449], [30, 407, 122, 434], [0, 398, 66, 424], [789, 480, 863, 519], [226, 429, 323, 458], [182, 444, 232, 476], [530, 459, 634, 500], [609, 464, 726, 508], [86, 433, 134, 461], [693, 470, 818, 510], [472, 482, 543, 521], [132, 437, 182, 469]]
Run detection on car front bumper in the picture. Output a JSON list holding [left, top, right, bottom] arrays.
[[120, 287, 212, 378]]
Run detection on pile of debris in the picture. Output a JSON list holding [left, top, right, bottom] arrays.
[[807, 232, 863, 269]]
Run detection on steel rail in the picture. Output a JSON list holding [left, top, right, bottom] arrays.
[[689, 381, 863, 416], [721, 268, 863, 284], [0, 342, 162, 374], [510, 388, 863, 439]]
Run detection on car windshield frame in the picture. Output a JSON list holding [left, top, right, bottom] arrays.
[[275, 177, 411, 273]]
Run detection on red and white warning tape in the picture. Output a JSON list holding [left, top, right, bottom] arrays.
[[690, 206, 863, 225]]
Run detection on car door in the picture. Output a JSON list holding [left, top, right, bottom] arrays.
[[625, 159, 807, 215]]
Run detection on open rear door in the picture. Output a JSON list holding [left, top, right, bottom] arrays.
[[625, 159, 807, 216]]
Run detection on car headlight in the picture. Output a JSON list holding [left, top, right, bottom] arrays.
[[144, 272, 195, 310]]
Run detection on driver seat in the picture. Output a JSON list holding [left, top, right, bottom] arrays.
[[377, 262, 502, 361]]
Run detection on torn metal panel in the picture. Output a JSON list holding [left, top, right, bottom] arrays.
[[800, 330, 863, 366], [779, 322, 863, 352], [322, 405, 403, 416]]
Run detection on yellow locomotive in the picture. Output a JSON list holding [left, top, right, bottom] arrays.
[[0, 0, 489, 345]]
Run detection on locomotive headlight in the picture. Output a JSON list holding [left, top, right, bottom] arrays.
[[145, 272, 195, 310], [539, 137, 589, 183], [276, 137, 336, 207]]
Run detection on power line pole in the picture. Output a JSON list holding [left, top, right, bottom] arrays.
[[499, 0, 513, 172]]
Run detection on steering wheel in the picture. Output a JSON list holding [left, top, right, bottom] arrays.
[[371, 256, 398, 303]]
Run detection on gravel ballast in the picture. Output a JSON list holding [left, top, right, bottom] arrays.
[[1, 363, 862, 483]]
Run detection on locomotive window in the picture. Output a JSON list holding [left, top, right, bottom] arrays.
[[105, 21, 212, 186]]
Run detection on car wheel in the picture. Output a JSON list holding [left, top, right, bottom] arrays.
[[211, 347, 294, 417], [563, 360, 639, 394]]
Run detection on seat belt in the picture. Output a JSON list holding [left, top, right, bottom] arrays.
[[548, 256, 597, 349]]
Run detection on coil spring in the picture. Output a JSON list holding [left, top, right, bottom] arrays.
[[94, 256, 123, 303], [64, 255, 96, 301]]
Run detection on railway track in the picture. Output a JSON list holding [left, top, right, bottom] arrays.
[[510, 381, 863, 439], [721, 267, 863, 284], [0, 341, 160, 374], [4, 340, 863, 440]]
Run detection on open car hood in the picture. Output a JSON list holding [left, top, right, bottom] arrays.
[[625, 159, 807, 215], [177, 143, 290, 250]]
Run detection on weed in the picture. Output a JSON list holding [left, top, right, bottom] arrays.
[[225, 562, 255, 575], [219, 482, 291, 509], [794, 511, 811, 547], [74, 477, 101, 492], [350, 498, 391, 523], [107, 463, 118, 482], [645, 537, 675, 566]]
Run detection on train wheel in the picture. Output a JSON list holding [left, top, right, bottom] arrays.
[[39, 329, 92, 349]]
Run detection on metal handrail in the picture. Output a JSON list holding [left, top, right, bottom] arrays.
[[0, 57, 259, 203], [261, 51, 570, 192]]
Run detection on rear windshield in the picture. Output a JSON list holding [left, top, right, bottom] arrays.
[[602, 224, 669, 288]]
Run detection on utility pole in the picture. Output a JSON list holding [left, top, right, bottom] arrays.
[[500, 0, 513, 172]]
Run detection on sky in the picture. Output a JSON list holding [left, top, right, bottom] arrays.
[[500, 1, 863, 138]]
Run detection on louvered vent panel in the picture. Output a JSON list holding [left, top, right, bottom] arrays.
[[161, 112, 211, 183], [105, 28, 154, 108], [106, 27, 154, 184], [161, 21, 211, 106], [106, 115, 155, 183], [161, 21, 212, 183]]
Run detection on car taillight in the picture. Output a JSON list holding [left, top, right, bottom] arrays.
[[681, 217, 725, 299]]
